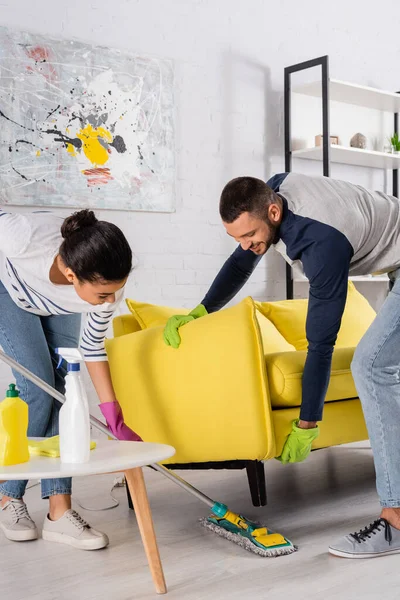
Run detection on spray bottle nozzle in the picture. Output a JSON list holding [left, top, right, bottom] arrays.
[[55, 348, 84, 372]]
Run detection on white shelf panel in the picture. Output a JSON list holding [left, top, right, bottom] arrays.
[[294, 275, 389, 283], [292, 145, 400, 170], [294, 79, 400, 113], [350, 276, 389, 282]]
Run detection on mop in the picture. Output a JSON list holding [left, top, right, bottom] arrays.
[[0, 348, 296, 557]]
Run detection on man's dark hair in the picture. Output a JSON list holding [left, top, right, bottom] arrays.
[[219, 176, 281, 223]]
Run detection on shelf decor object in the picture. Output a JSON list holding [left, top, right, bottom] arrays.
[[315, 134, 339, 146], [350, 133, 367, 149]]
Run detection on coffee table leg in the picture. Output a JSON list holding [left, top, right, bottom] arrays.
[[124, 467, 167, 595]]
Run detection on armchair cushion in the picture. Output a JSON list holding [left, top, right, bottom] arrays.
[[266, 347, 357, 408], [126, 298, 295, 354], [113, 313, 142, 337], [125, 299, 188, 330], [256, 281, 376, 350]]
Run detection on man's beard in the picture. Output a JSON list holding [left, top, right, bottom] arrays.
[[268, 221, 280, 246], [250, 220, 280, 255]]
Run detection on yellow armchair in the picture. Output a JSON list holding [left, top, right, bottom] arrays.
[[106, 284, 374, 506]]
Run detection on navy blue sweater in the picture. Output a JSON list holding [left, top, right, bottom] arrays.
[[201, 173, 357, 422]]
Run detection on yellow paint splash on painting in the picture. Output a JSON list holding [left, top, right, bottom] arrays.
[[67, 144, 77, 157], [76, 124, 113, 166], [36, 150, 41, 157]]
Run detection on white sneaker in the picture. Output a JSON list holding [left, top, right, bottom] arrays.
[[42, 509, 109, 550], [0, 499, 39, 541]]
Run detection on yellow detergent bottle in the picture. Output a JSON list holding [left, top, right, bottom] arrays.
[[0, 383, 30, 466]]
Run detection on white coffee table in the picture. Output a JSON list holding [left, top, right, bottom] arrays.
[[0, 439, 175, 595]]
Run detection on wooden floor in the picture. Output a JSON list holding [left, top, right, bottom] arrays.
[[1, 442, 396, 600]]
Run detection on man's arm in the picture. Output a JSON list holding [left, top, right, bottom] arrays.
[[201, 245, 263, 313], [164, 245, 262, 348], [300, 232, 353, 424]]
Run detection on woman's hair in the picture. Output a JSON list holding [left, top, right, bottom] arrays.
[[59, 209, 132, 283]]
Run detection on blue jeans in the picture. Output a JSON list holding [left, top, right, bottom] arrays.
[[0, 281, 81, 499], [352, 269, 400, 508]]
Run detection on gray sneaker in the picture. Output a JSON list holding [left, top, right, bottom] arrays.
[[42, 509, 109, 550], [0, 499, 39, 541], [329, 518, 400, 558]]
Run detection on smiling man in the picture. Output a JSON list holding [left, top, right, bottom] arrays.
[[163, 172, 400, 559]]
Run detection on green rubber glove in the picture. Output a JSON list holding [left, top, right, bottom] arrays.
[[163, 304, 208, 349], [276, 419, 320, 464]]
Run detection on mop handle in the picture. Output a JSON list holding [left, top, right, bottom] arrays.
[[0, 348, 215, 509], [0, 348, 113, 439]]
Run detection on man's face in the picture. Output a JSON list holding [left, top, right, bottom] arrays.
[[223, 209, 280, 255]]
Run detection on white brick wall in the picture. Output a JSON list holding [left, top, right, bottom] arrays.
[[0, 0, 398, 400], [2, 0, 398, 314]]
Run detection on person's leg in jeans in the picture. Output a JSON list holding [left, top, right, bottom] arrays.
[[38, 312, 81, 515], [352, 273, 400, 515], [0, 282, 80, 518], [0, 283, 109, 549], [329, 270, 400, 557], [39, 313, 108, 549]]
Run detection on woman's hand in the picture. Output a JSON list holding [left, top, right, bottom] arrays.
[[85, 361, 142, 441], [99, 401, 142, 442]]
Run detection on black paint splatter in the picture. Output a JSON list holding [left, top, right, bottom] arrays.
[[111, 135, 127, 153], [12, 166, 28, 181], [42, 128, 82, 150], [0, 109, 35, 132], [15, 139, 56, 156], [66, 112, 84, 129], [46, 104, 61, 119]]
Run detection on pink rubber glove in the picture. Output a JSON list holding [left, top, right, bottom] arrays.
[[99, 402, 142, 442]]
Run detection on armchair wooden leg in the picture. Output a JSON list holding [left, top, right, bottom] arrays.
[[246, 460, 267, 507], [125, 468, 167, 595]]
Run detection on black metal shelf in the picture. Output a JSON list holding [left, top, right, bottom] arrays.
[[283, 54, 399, 299]]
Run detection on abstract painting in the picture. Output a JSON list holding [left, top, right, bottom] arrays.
[[0, 27, 175, 212]]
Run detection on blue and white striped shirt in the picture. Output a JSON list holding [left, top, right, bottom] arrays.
[[0, 209, 124, 362]]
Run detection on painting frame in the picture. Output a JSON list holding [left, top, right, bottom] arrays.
[[0, 26, 175, 212]]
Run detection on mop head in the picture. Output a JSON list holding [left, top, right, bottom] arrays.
[[200, 509, 297, 557]]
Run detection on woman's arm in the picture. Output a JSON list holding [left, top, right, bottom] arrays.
[[85, 360, 117, 404], [85, 360, 142, 441]]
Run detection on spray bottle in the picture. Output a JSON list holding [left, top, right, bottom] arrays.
[[56, 348, 90, 464]]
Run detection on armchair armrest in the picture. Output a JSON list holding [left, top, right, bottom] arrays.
[[266, 346, 357, 409], [106, 297, 276, 463]]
